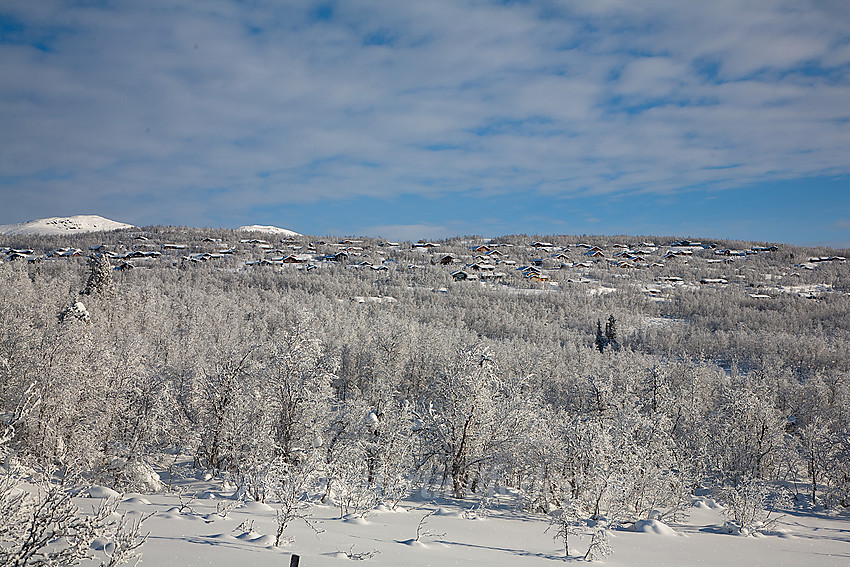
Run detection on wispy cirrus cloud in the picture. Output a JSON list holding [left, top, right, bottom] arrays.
[[0, 0, 848, 234]]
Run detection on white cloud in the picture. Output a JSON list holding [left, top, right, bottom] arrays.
[[0, 0, 848, 226]]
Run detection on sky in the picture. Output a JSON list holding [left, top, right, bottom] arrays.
[[1, 0, 849, 246]]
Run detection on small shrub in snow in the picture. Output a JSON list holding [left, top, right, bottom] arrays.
[[177, 492, 197, 514], [271, 462, 322, 547], [583, 528, 612, 561], [104, 458, 163, 493], [411, 507, 444, 543], [720, 478, 791, 536], [213, 499, 237, 519], [343, 545, 380, 560], [547, 501, 584, 557]]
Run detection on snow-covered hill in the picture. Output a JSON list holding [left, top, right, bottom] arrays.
[[0, 215, 135, 236], [236, 225, 302, 237]]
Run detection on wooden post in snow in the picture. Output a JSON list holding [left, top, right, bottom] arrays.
[[290, 554, 300, 567]]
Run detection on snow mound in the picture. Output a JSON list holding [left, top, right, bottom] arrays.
[[398, 539, 429, 547], [121, 496, 151, 505], [374, 504, 407, 513], [249, 534, 276, 547], [235, 530, 264, 541], [693, 497, 723, 510], [0, 215, 135, 235], [86, 485, 121, 499], [343, 514, 370, 525], [633, 518, 679, 536], [240, 500, 275, 513], [236, 225, 302, 237]]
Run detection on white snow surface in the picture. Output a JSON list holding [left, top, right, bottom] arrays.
[[236, 225, 302, 237], [0, 215, 135, 235], [63, 469, 850, 567]]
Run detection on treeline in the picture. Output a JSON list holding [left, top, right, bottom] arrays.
[[1, 228, 849, 534]]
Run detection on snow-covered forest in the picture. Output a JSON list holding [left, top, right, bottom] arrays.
[[1, 226, 849, 565]]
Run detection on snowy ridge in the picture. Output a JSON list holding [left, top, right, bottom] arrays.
[[0, 215, 135, 236], [236, 225, 302, 237]]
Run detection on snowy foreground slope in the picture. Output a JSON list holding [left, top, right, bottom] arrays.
[[77, 471, 849, 567], [0, 215, 135, 235]]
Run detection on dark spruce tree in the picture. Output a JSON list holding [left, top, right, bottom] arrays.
[[595, 319, 606, 353], [604, 315, 618, 350]]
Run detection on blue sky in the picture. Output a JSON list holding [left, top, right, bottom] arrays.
[[1, 1, 849, 246]]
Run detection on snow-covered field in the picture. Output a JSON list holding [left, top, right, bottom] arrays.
[[68, 471, 849, 567]]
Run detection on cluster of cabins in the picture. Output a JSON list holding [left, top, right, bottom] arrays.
[[242, 238, 399, 269], [439, 240, 787, 286], [2, 247, 37, 261], [2, 246, 100, 262], [3, 233, 845, 302], [797, 256, 847, 270], [0, 236, 794, 282], [434, 239, 846, 300]]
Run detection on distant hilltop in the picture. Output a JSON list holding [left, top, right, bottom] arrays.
[[0, 215, 136, 236], [0, 216, 303, 238], [236, 224, 302, 237]]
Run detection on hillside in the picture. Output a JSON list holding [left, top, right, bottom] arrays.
[[236, 224, 302, 237], [0, 214, 136, 235], [1, 226, 848, 565]]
